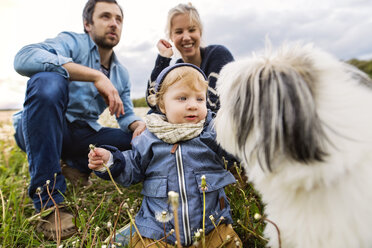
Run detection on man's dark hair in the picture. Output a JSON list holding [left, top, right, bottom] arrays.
[[83, 0, 123, 33]]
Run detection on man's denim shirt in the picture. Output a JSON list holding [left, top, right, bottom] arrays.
[[13, 31, 141, 133]]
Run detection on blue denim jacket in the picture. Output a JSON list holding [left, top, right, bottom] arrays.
[[13, 31, 141, 132], [96, 112, 237, 246]]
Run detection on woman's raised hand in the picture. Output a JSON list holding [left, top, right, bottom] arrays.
[[157, 39, 173, 58]]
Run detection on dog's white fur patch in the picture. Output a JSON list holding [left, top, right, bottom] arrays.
[[215, 42, 372, 248]]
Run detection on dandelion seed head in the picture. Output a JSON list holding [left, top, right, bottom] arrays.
[[107, 221, 112, 228], [200, 175, 207, 189], [226, 235, 231, 240], [168, 191, 179, 208], [254, 213, 262, 220], [155, 211, 173, 223], [36, 187, 42, 194], [46, 180, 50, 185], [235, 241, 241, 247], [123, 203, 129, 209]]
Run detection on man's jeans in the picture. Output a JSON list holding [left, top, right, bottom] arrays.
[[14, 72, 132, 211]]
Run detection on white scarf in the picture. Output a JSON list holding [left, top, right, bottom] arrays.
[[145, 114, 205, 144]]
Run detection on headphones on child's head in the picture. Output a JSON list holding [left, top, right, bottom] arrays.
[[154, 63, 207, 93]]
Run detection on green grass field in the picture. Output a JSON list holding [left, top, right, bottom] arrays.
[[0, 110, 267, 247]]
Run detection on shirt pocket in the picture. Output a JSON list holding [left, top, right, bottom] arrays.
[[140, 176, 170, 217], [194, 170, 236, 220]]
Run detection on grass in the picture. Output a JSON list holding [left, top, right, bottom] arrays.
[[0, 112, 268, 247]]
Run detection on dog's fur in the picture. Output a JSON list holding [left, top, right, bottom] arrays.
[[215, 43, 372, 248]]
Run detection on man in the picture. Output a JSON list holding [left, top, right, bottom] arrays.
[[12, 0, 145, 240]]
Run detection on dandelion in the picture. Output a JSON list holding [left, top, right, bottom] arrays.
[[123, 203, 129, 209], [254, 213, 262, 220], [36, 187, 42, 194], [226, 235, 231, 241], [168, 191, 181, 248], [168, 191, 179, 209], [209, 215, 215, 222], [200, 175, 207, 191], [235, 240, 241, 247], [200, 175, 207, 248], [46, 180, 50, 186], [95, 226, 100, 232], [193, 229, 202, 246], [89, 144, 123, 194], [155, 211, 173, 223], [107, 221, 112, 229], [156, 210, 173, 248]]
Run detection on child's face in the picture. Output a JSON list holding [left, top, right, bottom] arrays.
[[159, 81, 207, 124]]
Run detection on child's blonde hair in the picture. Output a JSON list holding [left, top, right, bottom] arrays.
[[148, 66, 208, 111], [165, 2, 203, 40]]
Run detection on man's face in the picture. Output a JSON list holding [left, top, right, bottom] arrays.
[[84, 2, 123, 49]]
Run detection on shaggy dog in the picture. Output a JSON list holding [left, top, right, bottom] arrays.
[[214, 43, 372, 248]]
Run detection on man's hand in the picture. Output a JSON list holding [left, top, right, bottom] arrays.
[[157, 39, 173, 58], [63, 62, 124, 117], [93, 73, 124, 117], [129, 120, 146, 139]]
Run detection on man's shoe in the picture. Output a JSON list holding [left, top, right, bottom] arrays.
[[61, 162, 92, 188], [36, 207, 77, 240]]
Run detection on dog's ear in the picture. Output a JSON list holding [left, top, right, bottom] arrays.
[[232, 61, 328, 172]]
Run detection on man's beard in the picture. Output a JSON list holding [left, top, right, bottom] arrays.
[[94, 35, 119, 49]]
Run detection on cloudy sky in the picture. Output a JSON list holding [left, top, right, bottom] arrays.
[[1, 0, 372, 109]]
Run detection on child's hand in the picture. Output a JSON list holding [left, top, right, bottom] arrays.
[[88, 147, 110, 171]]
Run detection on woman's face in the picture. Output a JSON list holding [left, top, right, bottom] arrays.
[[170, 14, 201, 63]]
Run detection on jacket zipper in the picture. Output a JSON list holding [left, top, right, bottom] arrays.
[[175, 144, 192, 245]]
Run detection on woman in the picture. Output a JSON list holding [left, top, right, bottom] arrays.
[[146, 3, 234, 112]]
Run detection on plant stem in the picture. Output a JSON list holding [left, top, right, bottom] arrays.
[[172, 207, 182, 248], [202, 190, 206, 248], [89, 144, 123, 195], [45, 183, 61, 246], [264, 217, 281, 248], [80, 194, 106, 248], [0, 188, 6, 227], [126, 209, 146, 247]]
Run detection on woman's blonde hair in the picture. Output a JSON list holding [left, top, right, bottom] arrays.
[[147, 66, 208, 111], [165, 2, 203, 39]]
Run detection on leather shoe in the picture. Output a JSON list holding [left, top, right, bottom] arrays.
[[36, 206, 77, 240]]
